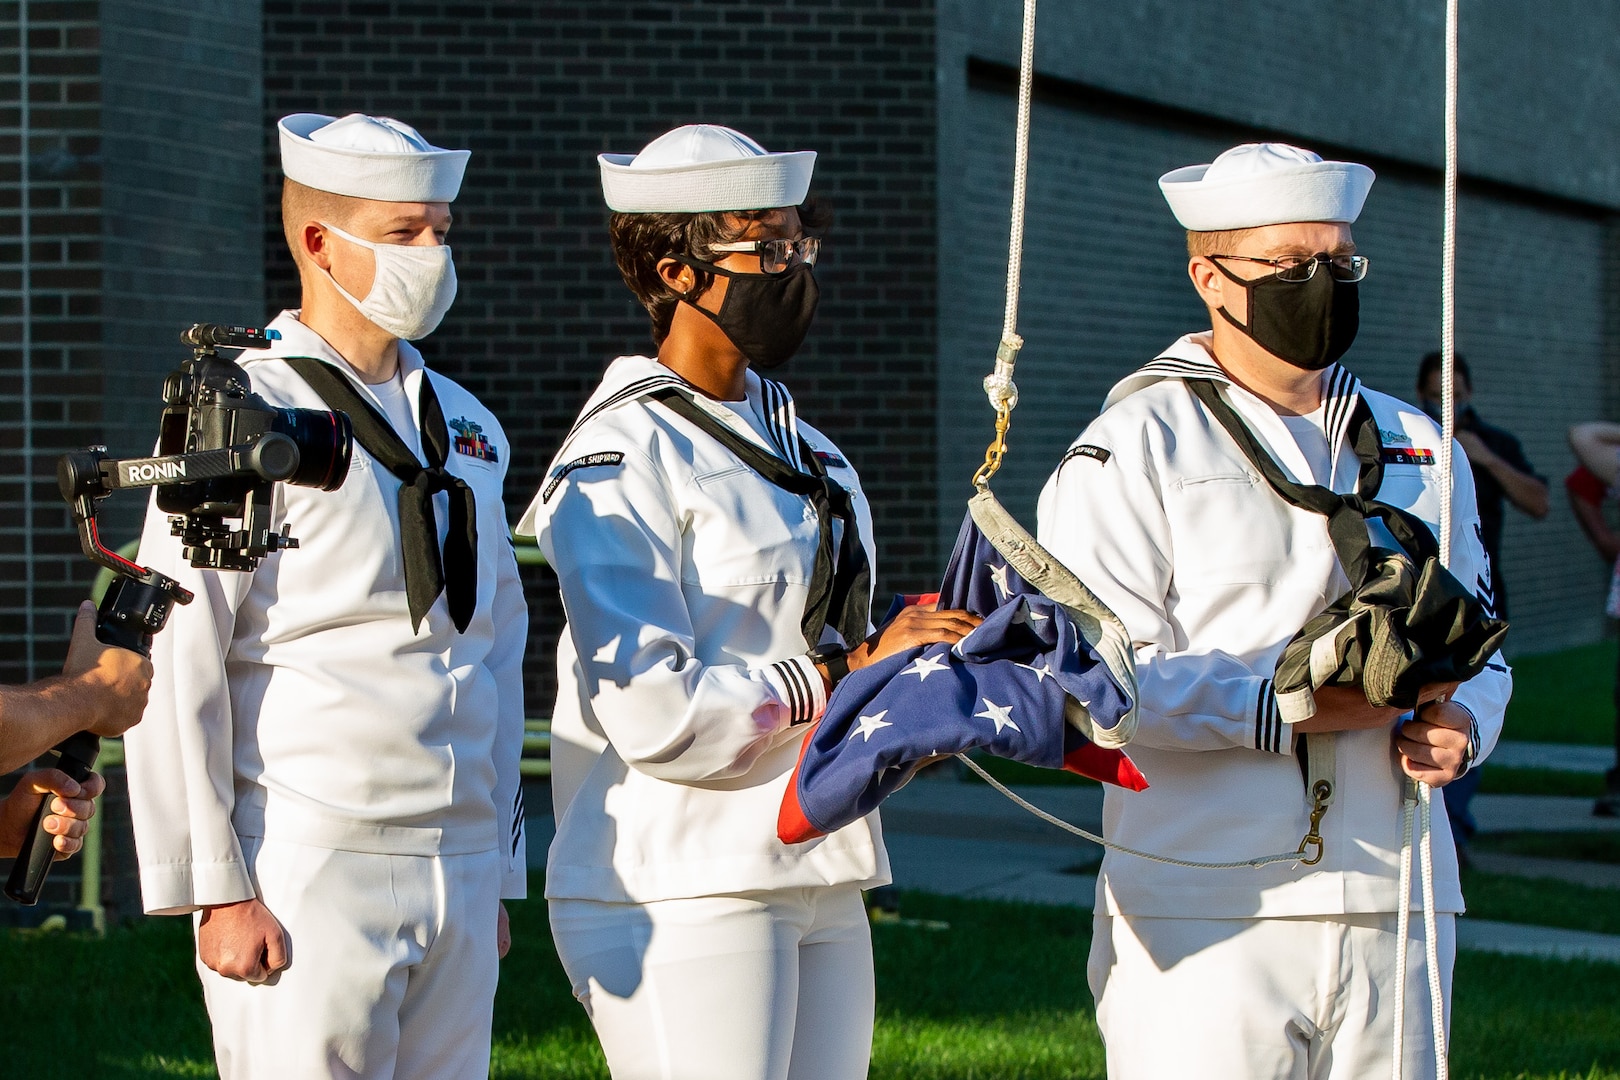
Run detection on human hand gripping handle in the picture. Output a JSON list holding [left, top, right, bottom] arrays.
[[5, 594, 158, 905], [0, 769, 106, 861]]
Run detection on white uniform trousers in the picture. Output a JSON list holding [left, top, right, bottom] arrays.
[[1090, 912, 1456, 1080], [550, 884, 874, 1080], [197, 837, 504, 1080]]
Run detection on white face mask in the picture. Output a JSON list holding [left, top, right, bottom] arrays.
[[319, 221, 458, 340]]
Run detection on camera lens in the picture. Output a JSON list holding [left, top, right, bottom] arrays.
[[270, 407, 353, 492]]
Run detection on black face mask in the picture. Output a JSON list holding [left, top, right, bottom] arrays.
[[1213, 256, 1359, 371], [676, 257, 819, 370]]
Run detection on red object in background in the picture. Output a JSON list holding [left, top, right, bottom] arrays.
[[1566, 465, 1607, 507]]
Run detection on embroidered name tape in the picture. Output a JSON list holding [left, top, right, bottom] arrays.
[[543, 451, 626, 503], [449, 416, 500, 463], [1063, 444, 1112, 466], [1381, 447, 1435, 466]]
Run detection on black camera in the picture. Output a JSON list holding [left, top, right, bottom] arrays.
[[6, 323, 354, 906], [151, 322, 353, 570]]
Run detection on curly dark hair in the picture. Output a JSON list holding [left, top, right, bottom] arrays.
[[609, 198, 831, 347]]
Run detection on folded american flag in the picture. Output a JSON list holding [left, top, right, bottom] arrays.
[[778, 511, 1146, 844]]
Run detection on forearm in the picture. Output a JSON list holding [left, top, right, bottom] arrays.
[[1568, 423, 1620, 486], [1568, 495, 1620, 561], [1130, 650, 1293, 755], [580, 635, 822, 782], [1477, 454, 1549, 517], [0, 676, 101, 774]]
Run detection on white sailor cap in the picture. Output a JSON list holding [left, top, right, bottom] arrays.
[[278, 113, 470, 202], [1159, 142, 1374, 231], [599, 124, 816, 213]]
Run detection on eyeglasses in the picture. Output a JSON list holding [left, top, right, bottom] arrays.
[[707, 237, 821, 275], [1209, 252, 1370, 283]]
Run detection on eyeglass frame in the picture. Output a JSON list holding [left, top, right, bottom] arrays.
[[706, 236, 821, 275], [1207, 251, 1370, 283]]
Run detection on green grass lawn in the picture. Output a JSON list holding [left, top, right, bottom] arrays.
[[1, 882, 1616, 1079], [1460, 868, 1620, 937], [1506, 640, 1618, 746], [1473, 831, 1620, 866], [1479, 766, 1608, 798]]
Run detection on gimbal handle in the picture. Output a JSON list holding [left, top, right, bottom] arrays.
[[4, 489, 192, 906]]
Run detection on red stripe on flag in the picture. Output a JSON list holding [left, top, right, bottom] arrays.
[[778, 723, 828, 844], [1063, 744, 1149, 791]]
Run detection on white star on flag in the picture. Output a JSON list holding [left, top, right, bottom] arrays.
[[1016, 659, 1055, 683], [974, 698, 1020, 735], [900, 651, 950, 681], [848, 710, 893, 742], [989, 562, 1012, 600], [1011, 600, 1049, 627]]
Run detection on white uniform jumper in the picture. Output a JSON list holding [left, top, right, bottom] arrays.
[[1037, 334, 1511, 1079], [125, 311, 529, 1080], [519, 356, 888, 1080]]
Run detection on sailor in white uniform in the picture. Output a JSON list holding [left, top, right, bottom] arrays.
[[124, 113, 528, 1080], [1037, 144, 1510, 1079], [518, 124, 978, 1080]]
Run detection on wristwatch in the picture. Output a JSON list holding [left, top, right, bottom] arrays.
[[806, 643, 850, 692]]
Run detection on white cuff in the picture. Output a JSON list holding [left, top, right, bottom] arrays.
[[764, 654, 828, 727]]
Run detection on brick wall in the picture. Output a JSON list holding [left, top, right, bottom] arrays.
[[0, 0, 103, 682], [261, 0, 940, 710]]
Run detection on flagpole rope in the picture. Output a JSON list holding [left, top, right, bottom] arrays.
[[1395, 3, 1461, 1075], [956, 755, 1314, 870], [974, 0, 1038, 488], [1392, 785, 1416, 1078]]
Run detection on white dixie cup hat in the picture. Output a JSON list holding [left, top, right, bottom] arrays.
[[1159, 142, 1375, 231], [278, 112, 470, 202], [598, 124, 816, 213]]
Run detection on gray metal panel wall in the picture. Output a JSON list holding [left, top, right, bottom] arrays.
[[939, 76, 1609, 655], [942, 0, 1620, 212]]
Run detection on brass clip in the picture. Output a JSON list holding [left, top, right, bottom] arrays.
[[972, 405, 1012, 490], [1296, 779, 1333, 866]]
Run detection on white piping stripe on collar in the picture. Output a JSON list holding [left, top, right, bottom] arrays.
[[562, 371, 813, 474], [759, 377, 801, 465], [1133, 355, 1364, 457], [562, 374, 689, 447], [1321, 365, 1363, 461]]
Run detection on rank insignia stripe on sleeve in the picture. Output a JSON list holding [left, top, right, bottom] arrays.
[[543, 451, 627, 503]]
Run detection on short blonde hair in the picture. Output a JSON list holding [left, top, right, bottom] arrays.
[[1185, 228, 1257, 257], [280, 179, 357, 266]]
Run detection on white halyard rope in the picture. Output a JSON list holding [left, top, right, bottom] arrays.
[[1395, 2, 1460, 1076], [983, 0, 1039, 415], [1392, 787, 1417, 1077], [956, 755, 1313, 870]]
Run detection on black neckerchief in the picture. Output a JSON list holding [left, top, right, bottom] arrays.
[[645, 386, 871, 650], [285, 357, 479, 634], [1185, 379, 1439, 586]]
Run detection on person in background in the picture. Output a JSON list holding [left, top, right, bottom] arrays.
[[1566, 422, 1620, 816], [1416, 352, 1549, 852]]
